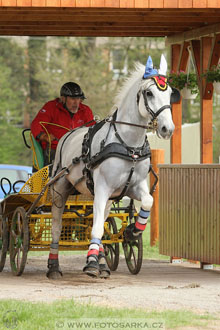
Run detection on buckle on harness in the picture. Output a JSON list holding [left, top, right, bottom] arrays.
[[128, 149, 141, 159], [131, 154, 139, 159]]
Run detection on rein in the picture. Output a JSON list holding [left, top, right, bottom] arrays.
[[105, 116, 158, 131]]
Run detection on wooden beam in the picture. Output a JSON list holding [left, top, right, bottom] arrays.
[[2, 11, 220, 22], [178, 41, 190, 71], [209, 33, 220, 67], [170, 44, 182, 164], [200, 37, 213, 163], [17, 0, 32, 5], [190, 39, 201, 91], [0, 20, 201, 28], [150, 149, 164, 246], [166, 23, 220, 45], [190, 40, 200, 77], [0, 30, 168, 36], [0, 24, 182, 32]]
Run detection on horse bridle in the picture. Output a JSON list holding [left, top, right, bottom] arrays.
[[139, 80, 172, 122], [142, 90, 171, 121]]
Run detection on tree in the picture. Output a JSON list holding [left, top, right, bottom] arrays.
[[0, 37, 27, 126], [32, 36, 165, 119]]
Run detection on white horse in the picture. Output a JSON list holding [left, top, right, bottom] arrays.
[[47, 55, 180, 279]]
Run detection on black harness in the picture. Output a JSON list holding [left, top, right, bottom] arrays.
[[81, 110, 151, 199]]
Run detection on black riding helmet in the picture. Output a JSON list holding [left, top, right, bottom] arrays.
[[60, 82, 86, 99]]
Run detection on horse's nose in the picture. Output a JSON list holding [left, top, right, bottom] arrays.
[[161, 125, 174, 138], [161, 126, 168, 134]]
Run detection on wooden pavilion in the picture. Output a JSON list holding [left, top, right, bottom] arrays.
[[1, 0, 220, 164]]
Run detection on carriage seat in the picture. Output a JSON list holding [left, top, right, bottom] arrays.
[[30, 134, 44, 172]]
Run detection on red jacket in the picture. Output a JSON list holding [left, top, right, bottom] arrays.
[[31, 98, 94, 150]]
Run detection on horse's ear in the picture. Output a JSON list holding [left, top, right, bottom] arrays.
[[171, 88, 181, 104], [158, 54, 167, 76], [143, 56, 158, 78]]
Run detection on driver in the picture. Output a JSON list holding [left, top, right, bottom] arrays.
[[31, 82, 95, 167]]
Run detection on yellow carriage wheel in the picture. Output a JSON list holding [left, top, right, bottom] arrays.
[[9, 207, 29, 276]]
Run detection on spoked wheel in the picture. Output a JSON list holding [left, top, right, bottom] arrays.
[[122, 211, 143, 275], [0, 214, 9, 272], [103, 217, 120, 271], [122, 234, 143, 274], [9, 207, 29, 276]]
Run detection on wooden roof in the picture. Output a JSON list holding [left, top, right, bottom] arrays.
[[0, 1, 220, 41]]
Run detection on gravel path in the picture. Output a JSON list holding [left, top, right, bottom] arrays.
[[0, 255, 220, 316]]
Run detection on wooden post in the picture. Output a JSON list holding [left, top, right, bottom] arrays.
[[150, 149, 164, 246], [201, 37, 213, 163], [170, 42, 189, 164]]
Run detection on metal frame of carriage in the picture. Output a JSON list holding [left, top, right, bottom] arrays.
[[0, 131, 148, 277]]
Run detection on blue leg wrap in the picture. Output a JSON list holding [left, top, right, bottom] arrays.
[[139, 208, 150, 219], [90, 238, 101, 245]]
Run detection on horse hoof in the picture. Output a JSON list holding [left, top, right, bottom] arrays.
[[124, 223, 142, 241], [99, 264, 111, 279], [47, 259, 63, 279], [46, 270, 63, 280], [84, 267, 100, 278], [100, 270, 110, 279], [83, 260, 100, 278]]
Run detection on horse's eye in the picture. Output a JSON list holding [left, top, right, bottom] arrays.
[[146, 91, 153, 97]]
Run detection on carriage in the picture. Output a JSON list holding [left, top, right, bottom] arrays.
[[0, 140, 152, 277], [0, 55, 179, 279]]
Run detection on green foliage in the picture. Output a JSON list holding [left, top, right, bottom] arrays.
[[32, 36, 165, 120], [168, 71, 199, 94], [0, 38, 27, 124], [27, 37, 48, 115], [142, 221, 169, 260], [203, 64, 220, 83], [0, 121, 32, 165]]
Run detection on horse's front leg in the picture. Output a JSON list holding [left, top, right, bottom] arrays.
[[98, 200, 112, 279], [125, 180, 153, 240], [83, 182, 112, 278], [47, 177, 72, 279]]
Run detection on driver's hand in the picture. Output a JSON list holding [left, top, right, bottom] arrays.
[[39, 133, 56, 143]]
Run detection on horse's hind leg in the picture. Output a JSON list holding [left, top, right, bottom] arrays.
[[47, 177, 73, 279]]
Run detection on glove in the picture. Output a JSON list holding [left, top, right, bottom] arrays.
[[39, 132, 56, 143]]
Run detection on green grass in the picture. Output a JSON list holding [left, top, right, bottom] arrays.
[[142, 220, 169, 260], [0, 299, 218, 330]]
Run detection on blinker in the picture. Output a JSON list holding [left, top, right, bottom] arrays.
[[171, 88, 181, 104]]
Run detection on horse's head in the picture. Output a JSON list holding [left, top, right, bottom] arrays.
[[137, 55, 180, 139]]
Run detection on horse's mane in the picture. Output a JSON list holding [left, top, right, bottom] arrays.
[[109, 62, 145, 115]]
